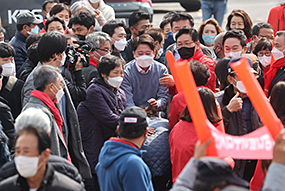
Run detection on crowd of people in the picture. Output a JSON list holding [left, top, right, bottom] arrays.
[[0, 0, 285, 190]]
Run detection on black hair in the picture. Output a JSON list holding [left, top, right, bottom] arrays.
[[215, 57, 231, 90], [253, 39, 272, 56], [159, 18, 171, 30], [27, 43, 40, 66], [163, 11, 178, 20], [170, 13, 194, 28], [132, 34, 155, 51], [102, 20, 126, 37], [68, 11, 95, 29], [42, 0, 58, 11], [176, 27, 199, 42], [0, 43, 15, 58], [16, 23, 32, 32], [270, 81, 285, 125], [15, 125, 51, 154], [37, 32, 67, 62], [50, 3, 71, 18], [193, 179, 228, 191], [180, 87, 221, 124], [146, 28, 164, 44], [0, 64, 2, 75], [44, 16, 66, 32], [129, 11, 150, 27], [252, 22, 273, 37], [97, 55, 124, 77], [190, 60, 210, 86], [222, 29, 247, 47], [26, 33, 43, 50]]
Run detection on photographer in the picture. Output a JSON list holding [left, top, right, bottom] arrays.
[[21, 32, 91, 179]]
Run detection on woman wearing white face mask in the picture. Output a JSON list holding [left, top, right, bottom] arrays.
[[77, 55, 126, 190], [253, 39, 272, 70]]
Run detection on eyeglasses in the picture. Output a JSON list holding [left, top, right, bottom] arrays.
[[97, 48, 112, 53]]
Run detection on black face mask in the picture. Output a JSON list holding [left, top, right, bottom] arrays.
[[178, 46, 195, 60], [76, 34, 86, 41], [138, 30, 145, 36]]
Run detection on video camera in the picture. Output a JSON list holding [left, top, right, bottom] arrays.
[[64, 41, 93, 71]]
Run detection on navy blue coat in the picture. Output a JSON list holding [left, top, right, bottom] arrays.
[[10, 31, 27, 73], [77, 78, 127, 172]]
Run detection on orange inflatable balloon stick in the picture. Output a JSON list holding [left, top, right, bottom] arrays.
[[166, 51, 183, 93], [172, 59, 218, 156], [230, 57, 283, 140]]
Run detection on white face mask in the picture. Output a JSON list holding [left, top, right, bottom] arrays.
[[2, 63, 14, 76], [15, 155, 42, 178], [53, 84, 65, 103], [114, 38, 127, 51], [27, 26, 38, 35], [271, 47, 284, 60], [233, 78, 247, 94], [57, 53, 66, 67], [46, 12, 50, 19], [89, 0, 100, 3], [173, 32, 178, 42], [225, 51, 242, 58], [136, 55, 153, 68], [258, 55, 271, 67], [64, 20, 69, 28], [107, 76, 123, 89]]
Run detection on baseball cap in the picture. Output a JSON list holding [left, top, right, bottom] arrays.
[[119, 106, 148, 138], [227, 56, 258, 76], [16, 12, 41, 25], [196, 157, 249, 188]]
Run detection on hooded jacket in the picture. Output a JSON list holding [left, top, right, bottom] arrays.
[[96, 138, 154, 191]]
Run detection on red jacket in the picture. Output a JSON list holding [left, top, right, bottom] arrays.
[[168, 91, 224, 132], [177, 47, 216, 92], [267, 4, 285, 35], [169, 120, 222, 183]]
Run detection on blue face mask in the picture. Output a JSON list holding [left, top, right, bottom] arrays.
[[165, 32, 175, 45], [202, 34, 216, 46]]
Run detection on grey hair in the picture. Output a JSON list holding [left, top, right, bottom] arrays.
[[70, 1, 94, 15], [15, 108, 51, 133], [86, 31, 112, 49], [33, 65, 61, 92]]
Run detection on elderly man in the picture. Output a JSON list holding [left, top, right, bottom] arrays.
[[23, 65, 71, 162], [22, 34, 91, 179], [83, 32, 112, 86], [0, 125, 84, 190]]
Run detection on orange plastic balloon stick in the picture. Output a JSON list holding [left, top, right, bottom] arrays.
[[173, 60, 217, 156], [166, 51, 183, 93], [230, 57, 283, 140]]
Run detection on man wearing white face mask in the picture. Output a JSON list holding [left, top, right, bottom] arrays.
[[223, 29, 248, 59], [102, 20, 127, 61], [216, 56, 260, 180], [0, 125, 84, 190], [10, 12, 41, 73], [22, 32, 92, 179], [264, 31, 285, 96], [121, 34, 169, 112], [0, 43, 24, 119]]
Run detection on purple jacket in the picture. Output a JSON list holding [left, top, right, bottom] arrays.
[[77, 78, 126, 172]]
